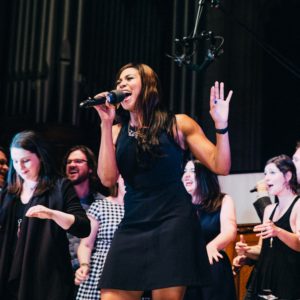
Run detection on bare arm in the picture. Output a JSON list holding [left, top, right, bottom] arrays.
[[206, 195, 237, 264], [254, 200, 300, 252], [26, 205, 75, 230], [75, 216, 99, 285], [177, 82, 232, 175], [93, 96, 120, 187]]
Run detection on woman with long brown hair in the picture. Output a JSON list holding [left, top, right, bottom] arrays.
[[93, 63, 233, 300]]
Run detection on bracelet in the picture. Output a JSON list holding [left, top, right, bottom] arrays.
[[80, 263, 90, 268], [215, 126, 228, 134]]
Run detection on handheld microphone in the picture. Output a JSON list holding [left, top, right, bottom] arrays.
[[250, 187, 257, 193], [79, 90, 131, 108]]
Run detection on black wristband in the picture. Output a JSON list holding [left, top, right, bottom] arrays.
[[215, 126, 228, 134]]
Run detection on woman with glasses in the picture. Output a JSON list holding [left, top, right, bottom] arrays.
[[0, 130, 91, 300]]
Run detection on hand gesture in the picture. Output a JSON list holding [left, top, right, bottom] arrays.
[[26, 205, 54, 220], [235, 234, 250, 256], [253, 220, 280, 239], [206, 243, 223, 265], [256, 179, 268, 193], [232, 255, 247, 276], [75, 265, 90, 285], [209, 81, 233, 128], [93, 92, 116, 124]]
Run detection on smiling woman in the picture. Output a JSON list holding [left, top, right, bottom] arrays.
[[0, 130, 91, 300]]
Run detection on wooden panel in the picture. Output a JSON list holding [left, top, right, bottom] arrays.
[[225, 223, 259, 300]]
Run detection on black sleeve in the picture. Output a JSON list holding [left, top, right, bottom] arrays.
[[60, 179, 91, 237], [253, 196, 272, 222]]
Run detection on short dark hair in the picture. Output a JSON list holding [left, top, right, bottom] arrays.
[[266, 154, 298, 194], [7, 130, 57, 195]]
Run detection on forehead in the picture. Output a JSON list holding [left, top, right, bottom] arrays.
[[119, 67, 139, 78], [10, 147, 35, 158], [0, 151, 7, 160], [265, 163, 280, 172], [67, 149, 87, 160]]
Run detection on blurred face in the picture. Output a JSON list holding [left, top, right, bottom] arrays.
[[11, 148, 40, 182], [182, 161, 197, 197], [0, 150, 8, 187], [264, 163, 291, 196], [116, 67, 142, 112], [292, 148, 300, 184], [65, 150, 91, 185]]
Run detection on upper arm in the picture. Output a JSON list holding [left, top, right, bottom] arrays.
[[176, 114, 216, 169], [262, 204, 275, 223], [112, 124, 122, 146], [80, 215, 99, 249], [220, 195, 237, 240]]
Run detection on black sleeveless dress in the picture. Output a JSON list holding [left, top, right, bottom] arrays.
[[184, 206, 236, 300], [98, 124, 211, 290], [251, 196, 300, 299]]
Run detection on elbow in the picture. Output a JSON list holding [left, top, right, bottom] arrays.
[[97, 170, 117, 188]]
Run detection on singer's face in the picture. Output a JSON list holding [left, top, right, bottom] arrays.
[[65, 150, 91, 185], [182, 160, 197, 199], [116, 67, 142, 112], [264, 163, 289, 196], [292, 148, 300, 184], [11, 147, 41, 182]]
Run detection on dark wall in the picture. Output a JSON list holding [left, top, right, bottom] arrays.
[[0, 0, 299, 172]]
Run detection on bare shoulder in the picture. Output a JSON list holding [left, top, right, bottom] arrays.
[[112, 123, 122, 144], [175, 114, 199, 133], [264, 203, 276, 219], [222, 194, 235, 206]]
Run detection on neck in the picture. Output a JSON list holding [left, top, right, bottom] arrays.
[[129, 113, 139, 127], [23, 179, 38, 191], [107, 193, 124, 205], [277, 190, 297, 208], [73, 179, 90, 199]]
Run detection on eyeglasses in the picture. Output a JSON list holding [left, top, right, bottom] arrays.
[[66, 159, 88, 165], [0, 159, 8, 166]]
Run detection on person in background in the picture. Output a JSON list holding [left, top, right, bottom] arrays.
[[234, 154, 300, 299], [0, 146, 9, 191], [0, 130, 90, 300], [233, 141, 300, 276], [182, 159, 237, 300], [62, 145, 106, 272], [94, 62, 233, 300], [253, 141, 300, 222], [75, 174, 125, 300]]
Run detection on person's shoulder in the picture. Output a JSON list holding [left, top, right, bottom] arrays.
[[175, 114, 200, 133]]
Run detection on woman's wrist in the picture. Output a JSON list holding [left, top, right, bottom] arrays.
[[80, 262, 90, 268], [215, 122, 228, 134]]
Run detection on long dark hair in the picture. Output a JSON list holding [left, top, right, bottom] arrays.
[[192, 160, 225, 212], [266, 154, 298, 194], [7, 130, 57, 196], [115, 63, 176, 158]]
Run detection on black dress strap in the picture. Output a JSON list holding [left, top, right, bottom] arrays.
[[269, 195, 300, 221]]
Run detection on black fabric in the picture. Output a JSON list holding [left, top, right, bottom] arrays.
[[250, 196, 300, 299], [98, 123, 211, 290], [0, 178, 90, 300], [253, 196, 272, 222], [184, 207, 237, 300]]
